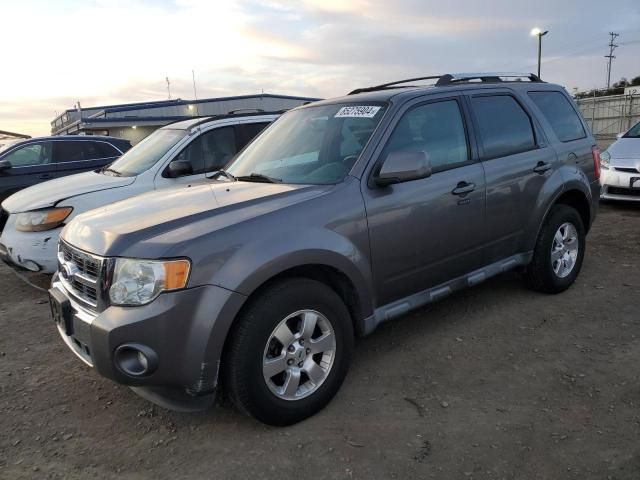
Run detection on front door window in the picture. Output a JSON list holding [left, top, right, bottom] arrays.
[[3, 143, 52, 167]]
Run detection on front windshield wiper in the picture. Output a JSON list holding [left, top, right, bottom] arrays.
[[208, 169, 236, 181], [235, 173, 282, 183], [100, 166, 122, 176]]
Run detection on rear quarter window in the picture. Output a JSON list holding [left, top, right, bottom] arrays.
[[528, 91, 586, 142], [92, 141, 121, 158]]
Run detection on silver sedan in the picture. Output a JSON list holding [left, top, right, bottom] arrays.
[[600, 121, 640, 201]]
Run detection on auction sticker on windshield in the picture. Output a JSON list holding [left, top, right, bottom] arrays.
[[335, 106, 382, 118]]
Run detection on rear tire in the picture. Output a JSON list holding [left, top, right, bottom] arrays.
[[222, 278, 354, 426], [525, 204, 585, 293]]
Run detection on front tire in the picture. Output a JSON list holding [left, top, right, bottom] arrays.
[[222, 278, 354, 426], [525, 204, 585, 293]]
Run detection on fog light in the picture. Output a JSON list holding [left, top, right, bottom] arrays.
[[114, 344, 158, 377]]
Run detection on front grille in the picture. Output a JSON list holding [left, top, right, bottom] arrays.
[[0, 209, 8, 234], [607, 186, 640, 197], [58, 241, 104, 311], [614, 167, 640, 173]]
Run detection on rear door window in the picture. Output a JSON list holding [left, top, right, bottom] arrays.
[[470, 95, 536, 159], [528, 91, 586, 142], [91, 141, 121, 159], [53, 141, 87, 163]]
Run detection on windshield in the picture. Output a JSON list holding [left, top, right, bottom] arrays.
[[106, 129, 188, 176], [623, 121, 640, 138], [226, 103, 387, 185]]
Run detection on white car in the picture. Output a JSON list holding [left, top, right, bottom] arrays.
[[0, 113, 278, 273], [600, 121, 640, 201]]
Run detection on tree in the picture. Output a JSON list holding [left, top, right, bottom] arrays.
[[573, 74, 639, 98], [612, 78, 629, 89]]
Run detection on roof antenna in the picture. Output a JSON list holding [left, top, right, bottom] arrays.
[[166, 76, 171, 100], [192, 69, 199, 116]]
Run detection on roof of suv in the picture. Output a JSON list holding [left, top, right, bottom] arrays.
[[21, 135, 127, 142], [307, 72, 566, 107], [162, 111, 285, 131], [8, 135, 130, 147]]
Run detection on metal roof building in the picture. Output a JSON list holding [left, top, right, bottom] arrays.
[[50, 93, 321, 144]]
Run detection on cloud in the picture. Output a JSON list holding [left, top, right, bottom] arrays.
[[1, 0, 639, 136]]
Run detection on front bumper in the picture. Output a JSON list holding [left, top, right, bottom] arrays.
[[51, 277, 247, 409], [600, 168, 640, 201], [0, 218, 61, 273]]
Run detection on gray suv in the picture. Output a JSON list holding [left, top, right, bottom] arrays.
[[49, 73, 600, 425]]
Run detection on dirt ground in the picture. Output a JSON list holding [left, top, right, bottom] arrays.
[[1, 202, 639, 480]]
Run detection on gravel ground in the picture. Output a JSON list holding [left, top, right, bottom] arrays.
[[0, 202, 639, 480]]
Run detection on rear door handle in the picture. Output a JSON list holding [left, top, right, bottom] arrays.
[[451, 181, 476, 196], [533, 161, 552, 174], [39, 173, 53, 179]]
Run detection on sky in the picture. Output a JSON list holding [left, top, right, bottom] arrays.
[[0, 0, 639, 137]]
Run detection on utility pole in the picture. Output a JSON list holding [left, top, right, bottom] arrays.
[[192, 70, 198, 101], [605, 32, 619, 89], [192, 70, 199, 116], [166, 76, 171, 100]]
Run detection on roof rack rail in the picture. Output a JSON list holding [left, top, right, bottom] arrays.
[[436, 72, 542, 85], [162, 110, 286, 129], [227, 108, 265, 114], [349, 76, 442, 95], [348, 72, 542, 95]]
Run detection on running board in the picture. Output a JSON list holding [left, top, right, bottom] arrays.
[[361, 252, 532, 335]]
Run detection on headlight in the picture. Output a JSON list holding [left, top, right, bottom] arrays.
[[109, 258, 191, 306], [15, 207, 73, 232], [600, 150, 610, 169]]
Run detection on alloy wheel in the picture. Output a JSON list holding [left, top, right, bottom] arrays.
[[262, 310, 336, 401]]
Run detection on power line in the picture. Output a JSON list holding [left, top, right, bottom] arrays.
[[605, 32, 619, 89]]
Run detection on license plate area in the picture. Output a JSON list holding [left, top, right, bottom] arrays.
[[49, 287, 73, 336]]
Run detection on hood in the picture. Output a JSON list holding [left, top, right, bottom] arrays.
[[607, 138, 640, 160], [1, 170, 135, 213], [62, 180, 331, 256]]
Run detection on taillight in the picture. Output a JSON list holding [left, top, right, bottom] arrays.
[[592, 145, 601, 180]]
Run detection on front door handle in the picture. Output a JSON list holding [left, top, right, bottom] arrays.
[[39, 173, 53, 179], [533, 161, 552, 174], [451, 181, 476, 196]]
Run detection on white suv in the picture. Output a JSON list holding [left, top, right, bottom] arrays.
[[0, 113, 279, 273]]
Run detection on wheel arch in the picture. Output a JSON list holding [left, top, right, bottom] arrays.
[[529, 185, 592, 255], [553, 189, 591, 233], [230, 256, 373, 339]]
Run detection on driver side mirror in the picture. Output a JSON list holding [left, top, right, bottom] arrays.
[[0, 160, 11, 174], [617, 132, 625, 139], [374, 151, 432, 187], [165, 160, 193, 178]]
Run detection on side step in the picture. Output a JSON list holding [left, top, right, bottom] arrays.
[[362, 252, 532, 335]]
